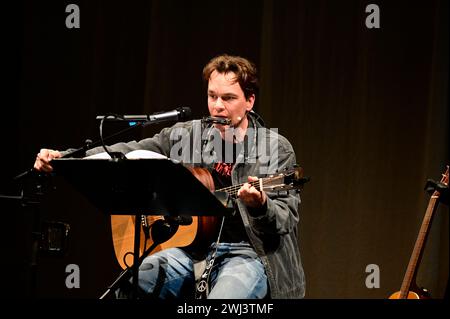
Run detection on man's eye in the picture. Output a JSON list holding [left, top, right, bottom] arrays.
[[222, 96, 235, 101], [208, 94, 217, 99]]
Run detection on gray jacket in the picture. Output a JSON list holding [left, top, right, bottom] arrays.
[[83, 112, 305, 298]]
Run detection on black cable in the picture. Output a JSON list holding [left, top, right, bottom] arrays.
[[123, 252, 133, 269], [99, 113, 127, 160], [249, 110, 265, 127]]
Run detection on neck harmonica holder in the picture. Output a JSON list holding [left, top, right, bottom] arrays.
[[202, 116, 231, 125]]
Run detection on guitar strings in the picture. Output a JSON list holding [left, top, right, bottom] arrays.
[[219, 175, 284, 196], [218, 177, 280, 195], [219, 180, 259, 196]]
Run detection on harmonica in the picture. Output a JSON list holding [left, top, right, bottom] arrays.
[[202, 116, 232, 125]]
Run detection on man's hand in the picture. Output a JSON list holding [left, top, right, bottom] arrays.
[[34, 149, 62, 172], [237, 176, 267, 209]]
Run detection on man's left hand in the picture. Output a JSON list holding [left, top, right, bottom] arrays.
[[237, 176, 267, 208]]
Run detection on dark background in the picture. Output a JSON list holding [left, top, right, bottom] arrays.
[[1, 0, 448, 299]]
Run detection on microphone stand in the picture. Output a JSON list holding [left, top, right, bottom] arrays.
[[0, 172, 54, 298], [64, 121, 147, 159], [9, 110, 190, 298], [9, 119, 147, 297], [15, 106, 192, 180], [99, 218, 180, 299], [13, 121, 146, 183]]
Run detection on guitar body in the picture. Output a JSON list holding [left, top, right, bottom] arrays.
[[111, 166, 219, 270], [389, 291, 420, 299], [389, 281, 431, 299], [389, 284, 429, 299], [110, 163, 307, 269], [111, 215, 201, 269]]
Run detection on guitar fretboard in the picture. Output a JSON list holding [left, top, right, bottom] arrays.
[[399, 195, 438, 298], [218, 180, 260, 197], [398, 167, 448, 299]]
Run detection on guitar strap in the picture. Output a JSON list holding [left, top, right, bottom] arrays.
[[195, 216, 225, 299], [195, 116, 258, 298]]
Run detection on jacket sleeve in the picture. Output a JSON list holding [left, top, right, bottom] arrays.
[[243, 139, 301, 236]]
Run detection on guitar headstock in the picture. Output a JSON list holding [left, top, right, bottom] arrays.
[[425, 165, 449, 205], [262, 166, 310, 193]]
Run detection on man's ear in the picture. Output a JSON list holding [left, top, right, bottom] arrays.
[[246, 94, 255, 112]]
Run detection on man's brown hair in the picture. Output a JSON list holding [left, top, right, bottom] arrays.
[[203, 54, 259, 100]]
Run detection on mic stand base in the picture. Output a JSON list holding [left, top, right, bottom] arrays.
[[99, 216, 178, 299], [99, 241, 159, 300]]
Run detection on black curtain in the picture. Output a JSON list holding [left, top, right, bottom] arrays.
[[2, 0, 448, 298]]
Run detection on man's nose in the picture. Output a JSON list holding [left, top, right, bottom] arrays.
[[214, 97, 225, 110]]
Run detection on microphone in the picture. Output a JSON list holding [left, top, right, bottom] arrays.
[[96, 107, 192, 124]]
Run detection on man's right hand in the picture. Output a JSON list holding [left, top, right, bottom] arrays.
[[34, 149, 62, 172]]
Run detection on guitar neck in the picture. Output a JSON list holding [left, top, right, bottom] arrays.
[[217, 175, 286, 197], [218, 180, 261, 197], [399, 192, 440, 298]]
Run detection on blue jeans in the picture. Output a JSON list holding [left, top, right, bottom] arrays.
[[127, 242, 268, 299]]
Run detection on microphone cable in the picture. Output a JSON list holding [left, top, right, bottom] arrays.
[[99, 113, 127, 160]]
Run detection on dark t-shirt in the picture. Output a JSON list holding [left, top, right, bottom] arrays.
[[211, 140, 249, 243]]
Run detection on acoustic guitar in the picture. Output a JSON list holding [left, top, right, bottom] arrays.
[[389, 166, 449, 299], [111, 165, 307, 269]]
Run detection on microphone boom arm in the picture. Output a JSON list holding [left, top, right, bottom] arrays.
[[14, 107, 192, 180]]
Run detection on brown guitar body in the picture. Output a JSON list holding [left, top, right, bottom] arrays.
[[388, 284, 431, 299], [110, 164, 306, 269], [389, 291, 420, 299], [111, 167, 219, 269], [389, 288, 432, 299]]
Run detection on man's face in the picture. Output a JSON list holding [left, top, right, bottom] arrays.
[[207, 70, 255, 133]]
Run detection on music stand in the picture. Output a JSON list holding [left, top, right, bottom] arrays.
[[51, 157, 233, 298]]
